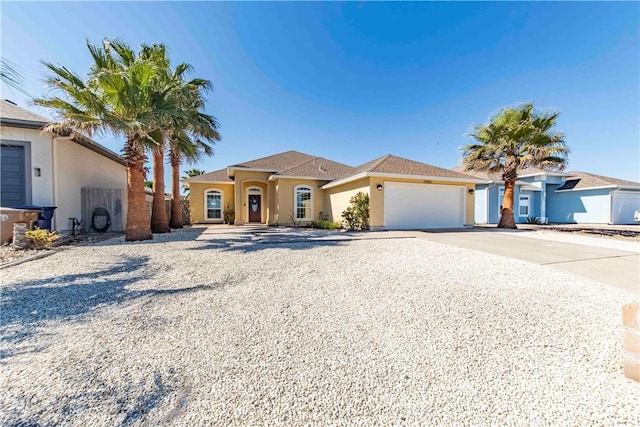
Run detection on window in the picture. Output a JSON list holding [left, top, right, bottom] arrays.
[[205, 189, 223, 220], [519, 195, 530, 217], [294, 185, 312, 220]]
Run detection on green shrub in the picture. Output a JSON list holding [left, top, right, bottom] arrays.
[[223, 204, 235, 224], [341, 192, 370, 231], [311, 220, 341, 230], [25, 228, 60, 249]]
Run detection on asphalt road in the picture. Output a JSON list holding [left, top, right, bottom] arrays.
[[419, 230, 640, 295]]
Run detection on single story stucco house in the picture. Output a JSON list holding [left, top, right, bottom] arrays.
[[1, 100, 128, 232], [454, 166, 640, 225], [184, 150, 486, 230]]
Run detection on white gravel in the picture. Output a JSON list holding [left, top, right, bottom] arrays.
[[1, 227, 638, 426]]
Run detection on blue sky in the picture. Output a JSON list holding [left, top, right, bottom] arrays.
[[2, 2, 639, 185]]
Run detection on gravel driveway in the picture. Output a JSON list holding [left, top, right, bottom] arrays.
[[1, 227, 638, 425]]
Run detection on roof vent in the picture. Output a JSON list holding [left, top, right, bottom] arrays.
[[319, 165, 327, 172]]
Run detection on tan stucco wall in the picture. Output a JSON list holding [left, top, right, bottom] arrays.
[[188, 182, 235, 223], [185, 170, 476, 229], [232, 171, 271, 225], [324, 177, 371, 224], [368, 177, 475, 228], [1, 128, 54, 207], [272, 179, 328, 225], [54, 137, 127, 231]]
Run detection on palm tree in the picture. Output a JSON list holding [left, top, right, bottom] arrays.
[[1, 57, 25, 94], [461, 103, 569, 229], [181, 168, 206, 194], [149, 129, 171, 233], [34, 39, 181, 241], [166, 75, 220, 229]]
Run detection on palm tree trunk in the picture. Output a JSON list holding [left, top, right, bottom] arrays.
[[169, 150, 183, 229], [498, 161, 518, 229], [151, 138, 170, 233], [124, 137, 153, 241], [498, 180, 517, 229]]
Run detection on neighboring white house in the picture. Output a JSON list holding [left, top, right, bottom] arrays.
[[1, 100, 127, 232]]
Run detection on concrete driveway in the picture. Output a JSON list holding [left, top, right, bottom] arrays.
[[419, 229, 640, 294]]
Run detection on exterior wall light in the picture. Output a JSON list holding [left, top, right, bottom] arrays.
[[468, 188, 475, 195], [376, 184, 383, 191]]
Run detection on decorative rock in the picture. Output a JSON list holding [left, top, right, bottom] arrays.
[[11, 222, 31, 250]]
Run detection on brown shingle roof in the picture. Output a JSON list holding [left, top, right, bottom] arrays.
[[275, 157, 354, 180], [230, 150, 316, 172], [517, 166, 571, 176], [451, 165, 502, 182], [557, 171, 640, 191], [335, 154, 481, 182], [1, 100, 50, 124], [451, 165, 572, 181], [183, 168, 232, 183]]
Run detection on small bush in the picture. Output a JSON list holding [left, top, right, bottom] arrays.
[[525, 216, 541, 224], [342, 192, 370, 231], [311, 220, 341, 230], [223, 204, 235, 224], [25, 228, 60, 249]]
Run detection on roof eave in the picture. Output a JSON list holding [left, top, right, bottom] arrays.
[[321, 172, 369, 189], [227, 166, 278, 177], [369, 172, 489, 184], [322, 171, 488, 189], [1, 118, 48, 130], [268, 174, 333, 182], [554, 185, 617, 193], [183, 180, 233, 185], [2, 119, 126, 166], [518, 171, 572, 178]]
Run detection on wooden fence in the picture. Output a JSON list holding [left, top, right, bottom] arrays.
[[81, 188, 125, 232], [83, 189, 190, 232]]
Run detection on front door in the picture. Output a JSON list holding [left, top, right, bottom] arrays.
[[248, 194, 261, 222]]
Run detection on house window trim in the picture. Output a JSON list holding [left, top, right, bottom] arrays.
[[294, 184, 313, 221], [518, 194, 530, 217], [204, 188, 224, 221], [498, 187, 504, 214]]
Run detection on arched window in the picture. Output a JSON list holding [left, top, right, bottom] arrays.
[[204, 189, 223, 220], [294, 185, 313, 220]]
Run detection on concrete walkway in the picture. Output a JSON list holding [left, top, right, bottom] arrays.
[[419, 229, 639, 294]]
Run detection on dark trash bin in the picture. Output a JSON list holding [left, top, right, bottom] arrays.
[[10, 205, 57, 230]]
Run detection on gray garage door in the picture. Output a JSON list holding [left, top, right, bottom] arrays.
[[1, 144, 27, 206]]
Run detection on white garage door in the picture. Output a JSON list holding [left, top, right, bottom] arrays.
[[611, 191, 640, 224], [384, 182, 466, 229]]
